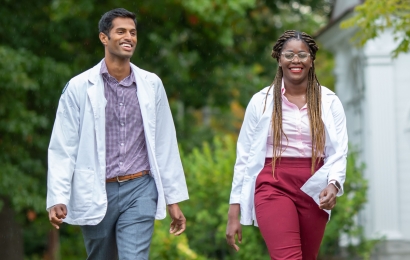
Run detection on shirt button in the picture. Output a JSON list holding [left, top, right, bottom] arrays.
[[119, 162, 123, 165], [119, 103, 123, 106], [120, 143, 124, 146], [121, 123, 124, 126]]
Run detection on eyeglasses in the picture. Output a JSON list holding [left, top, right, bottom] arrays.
[[281, 52, 311, 62]]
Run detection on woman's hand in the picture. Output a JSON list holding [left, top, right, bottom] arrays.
[[226, 204, 242, 251], [319, 184, 338, 210]]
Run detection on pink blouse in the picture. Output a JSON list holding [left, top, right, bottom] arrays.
[[266, 84, 313, 158]]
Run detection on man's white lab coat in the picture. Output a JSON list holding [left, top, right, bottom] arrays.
[[47, 60, 189, 225]]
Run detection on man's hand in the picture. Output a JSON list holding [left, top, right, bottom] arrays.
[[168, 203, 186, 236], [49, 204, 67, 229], [319, 184, 338, 210], [226, 204, 242, 252]]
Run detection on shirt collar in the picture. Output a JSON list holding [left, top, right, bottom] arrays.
[[281, 79, 307, 109], [100, 59, 136, 87], [281, 78, 286, 95]]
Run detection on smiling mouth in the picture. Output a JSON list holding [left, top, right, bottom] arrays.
[[290, 68, 302, 72], [120, 43, 132, 49]]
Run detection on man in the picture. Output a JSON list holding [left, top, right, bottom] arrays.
[[46, 8, 189, 259]]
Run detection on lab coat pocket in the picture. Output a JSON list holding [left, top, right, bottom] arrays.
[[71, 169, 95, 212]]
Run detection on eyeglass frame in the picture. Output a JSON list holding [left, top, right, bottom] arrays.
[[281, 52, 311, 62]]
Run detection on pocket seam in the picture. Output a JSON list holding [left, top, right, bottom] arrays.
[[71, 169, 95, 212]]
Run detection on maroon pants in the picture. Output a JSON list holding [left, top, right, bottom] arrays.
[[254, 157, 328, 260]]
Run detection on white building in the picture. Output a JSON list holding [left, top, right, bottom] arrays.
[[317, 0, 410, 259]]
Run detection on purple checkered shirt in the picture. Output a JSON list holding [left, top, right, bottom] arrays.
[[101, 60, 150, 179]]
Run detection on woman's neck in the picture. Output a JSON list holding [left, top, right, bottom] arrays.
[[283, 78, 308, 96]]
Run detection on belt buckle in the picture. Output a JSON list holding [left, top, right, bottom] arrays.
[[116, 175, 128, 183]]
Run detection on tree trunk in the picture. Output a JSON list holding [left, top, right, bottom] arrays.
[[0, 199, 24, 260], [44, 228, 60, 260]]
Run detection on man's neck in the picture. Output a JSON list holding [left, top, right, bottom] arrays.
[[104, 56, 131, 82]]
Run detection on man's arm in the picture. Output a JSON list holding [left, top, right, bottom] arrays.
[[49, 204, 67, 229], [152, 74, 189, 235], [47, 82, 80, 228], [167, 203, 186, 236]]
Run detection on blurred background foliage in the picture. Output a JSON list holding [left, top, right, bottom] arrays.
[[0, 0, 371, 259], [341, 0, 410, 58]]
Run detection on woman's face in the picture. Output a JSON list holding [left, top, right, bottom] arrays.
[[279, 39, 312, 85]]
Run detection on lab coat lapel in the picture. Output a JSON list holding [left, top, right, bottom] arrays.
[[246, 90, 273, 176], [256, 87, 274, 129], [321, 90, 338, 147], [86, 62, 106, 159], [321, 91, 332, 123], [132, 67, 156, 151], [255, 96, 273, 133]]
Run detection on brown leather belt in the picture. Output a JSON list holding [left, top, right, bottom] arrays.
[[106, 170, 150, 183]]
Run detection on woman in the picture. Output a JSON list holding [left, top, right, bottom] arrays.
[[225, 30, 347, 259]]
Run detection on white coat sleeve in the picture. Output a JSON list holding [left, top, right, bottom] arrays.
[[229, 95, 258, 204], [154, 75, 189, 205], [46, 82, 80, 210], [328, 96, 348, 196]]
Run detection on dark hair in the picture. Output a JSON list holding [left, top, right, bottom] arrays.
[[264, 30, 324, 176], [98, 8, 137, 38]]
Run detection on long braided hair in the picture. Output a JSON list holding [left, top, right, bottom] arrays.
[[263, 30, 325, 176]]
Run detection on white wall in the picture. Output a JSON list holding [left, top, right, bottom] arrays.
[[362, 32, 401, 239], [393, 51, 410, 239], [318, 22, 410, 241]]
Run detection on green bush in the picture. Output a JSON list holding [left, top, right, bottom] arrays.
[[179, 135, 269, 260], [150, 219, 207, 260]]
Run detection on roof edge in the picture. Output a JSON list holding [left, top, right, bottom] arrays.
[[315, 6, 356, 39]]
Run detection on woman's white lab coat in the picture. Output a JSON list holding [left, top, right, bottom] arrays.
[[229, 86, 347, 226]]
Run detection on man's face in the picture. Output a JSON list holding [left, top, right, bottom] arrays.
[[100, 17, 137, 60]]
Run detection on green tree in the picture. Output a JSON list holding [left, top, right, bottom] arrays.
[[341, 0, 410, 57], [0, 0, 333, 150], [0, 46, 72, 258]]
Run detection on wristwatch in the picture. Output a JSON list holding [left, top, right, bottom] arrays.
[[328, 180, 341, 192]]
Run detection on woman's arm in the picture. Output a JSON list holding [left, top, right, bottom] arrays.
[[227, 94, 260, 250], [319, 96, 348, 210], [327, 96, 348, 197], [229, 95, 259, 204]]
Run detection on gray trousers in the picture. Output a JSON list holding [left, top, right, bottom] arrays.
[[81, 175, 158, 260]]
